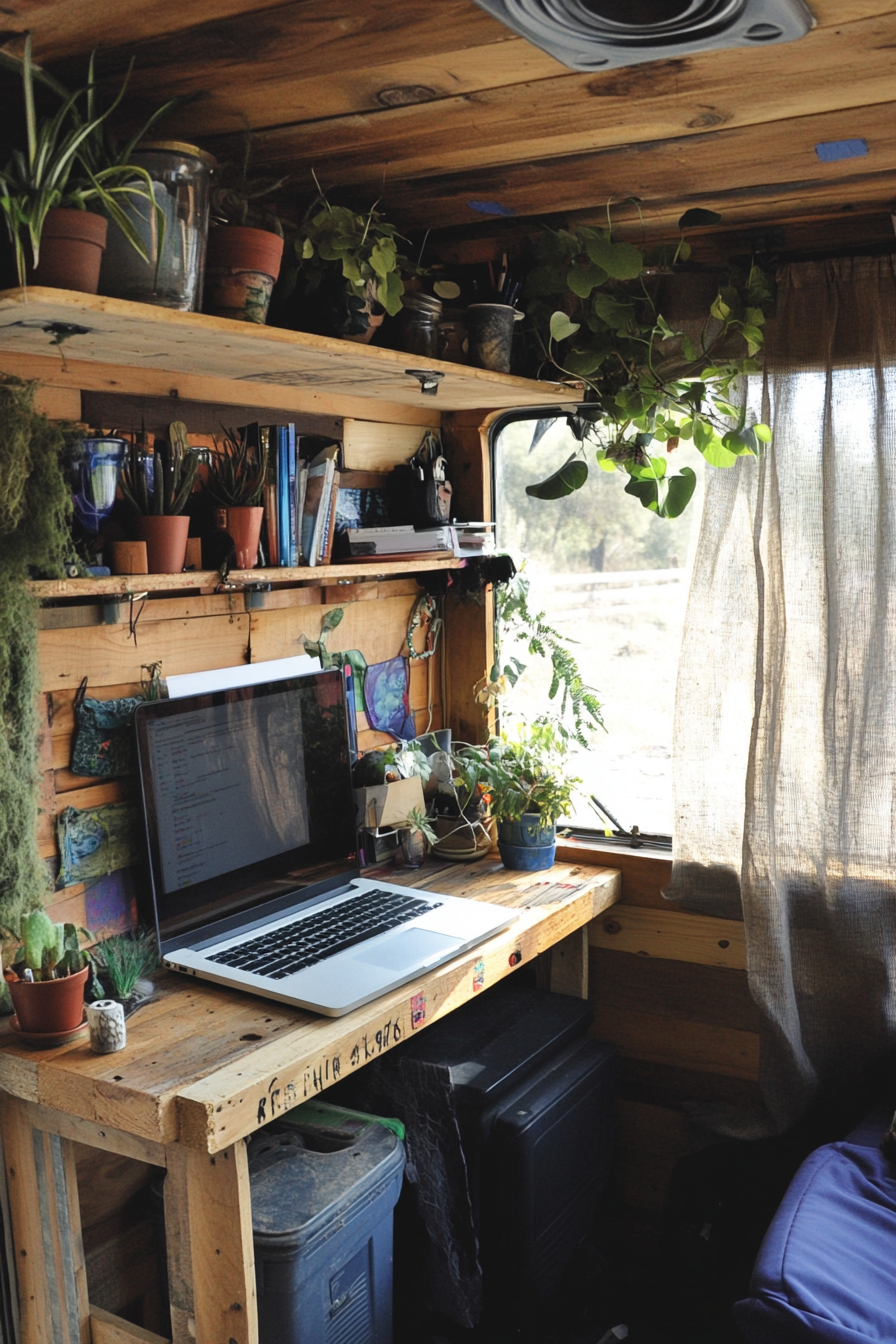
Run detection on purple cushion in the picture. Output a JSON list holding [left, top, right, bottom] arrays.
[[734, 1142, 896, 1343]]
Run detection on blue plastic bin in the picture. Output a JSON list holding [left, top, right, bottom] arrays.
[[249, 1103, 405, 1344]]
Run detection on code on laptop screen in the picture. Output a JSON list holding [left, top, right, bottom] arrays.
[[135, 670, 357, 946]]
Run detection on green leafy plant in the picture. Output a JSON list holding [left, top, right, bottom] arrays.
[[205, 425, 268, 507], [91, 927, 159, 1002], [294, 176, 410, 336], [524, 207, 773, 519], [477, 572, 604, 748], [402, 805, 438, 846], [120, 438, 199, 515], [458, 719, 580, 826], [0, 34, 166, 287]]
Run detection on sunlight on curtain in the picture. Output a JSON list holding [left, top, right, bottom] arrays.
[[666, 257, 896, 1129]]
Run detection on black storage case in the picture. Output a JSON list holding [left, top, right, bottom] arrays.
[[393, 983, 617, 1320]]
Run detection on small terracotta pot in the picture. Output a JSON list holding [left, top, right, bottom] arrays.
[[203, 226, 284, 324], [215, 505, 264, 569], [136, 514, 190, 574], [8, 966, 89, 1034], [27, 208, 108, 294]]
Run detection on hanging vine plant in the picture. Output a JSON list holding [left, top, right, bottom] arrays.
[[0, 374, 72, 949], [523, 208, 774, 518]]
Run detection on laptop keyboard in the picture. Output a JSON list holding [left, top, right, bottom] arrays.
[[207, 887, 441, 981]]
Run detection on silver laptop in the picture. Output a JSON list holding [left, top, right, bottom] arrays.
[[134, 670, 515, 1017]]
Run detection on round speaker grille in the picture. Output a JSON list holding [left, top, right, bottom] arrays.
[[518, 0, 747, 48]]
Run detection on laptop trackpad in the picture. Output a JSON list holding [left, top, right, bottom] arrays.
[[354, 928, 462, 972]]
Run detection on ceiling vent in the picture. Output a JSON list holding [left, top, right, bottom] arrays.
[[471, 0, 815, 72]]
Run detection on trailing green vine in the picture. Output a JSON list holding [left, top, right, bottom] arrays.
[[0, 375, 72, 940], [481, 573, 604, 748], [523, 208, 774, 519]]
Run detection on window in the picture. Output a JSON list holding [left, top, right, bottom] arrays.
[[492, 411, 707, 838]]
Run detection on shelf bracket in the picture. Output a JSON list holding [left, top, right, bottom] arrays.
[[405, 369, 444, 396]]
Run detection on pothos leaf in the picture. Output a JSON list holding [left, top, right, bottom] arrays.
[[525, 455, 588, 500], [550, 311, 580, 343]]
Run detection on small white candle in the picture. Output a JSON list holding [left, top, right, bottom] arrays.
[[86, 999, 127, 1053]]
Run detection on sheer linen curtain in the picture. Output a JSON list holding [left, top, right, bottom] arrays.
[[665, 257, 896, 1130]]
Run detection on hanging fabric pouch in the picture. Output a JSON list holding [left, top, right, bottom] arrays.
[[70, 677, 145, 778], [364, 655, 416, 741], [389, 430, 453, 527]]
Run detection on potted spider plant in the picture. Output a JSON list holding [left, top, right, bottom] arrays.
[[203, 130, 288, 324], [91, 927, 159, 1016], [205, 424, 268, 568], [119, 432, 200, 573], [3, 911, 95, 1037], [0, 35, 164, 293]]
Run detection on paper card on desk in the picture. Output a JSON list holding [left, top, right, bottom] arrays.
[[354, 776, 425, 830], [166, 654, 320, 698]]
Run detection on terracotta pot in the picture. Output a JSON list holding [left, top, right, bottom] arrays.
[[27, 208, 108, 293], [136, 514, 190, 573], [203, 226, 284, 324], [215, 505, 264, 569], [8, 965, 89, 1034]]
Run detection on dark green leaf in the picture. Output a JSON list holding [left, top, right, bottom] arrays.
[[526, 455, 589, 500], [585, 235, 644, 280]]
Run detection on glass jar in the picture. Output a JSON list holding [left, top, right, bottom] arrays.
[[399, 292, 443, 358], [100, 141, 216, 311]]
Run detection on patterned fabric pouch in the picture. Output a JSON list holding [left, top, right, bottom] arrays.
[[70, 677, 145, 778]]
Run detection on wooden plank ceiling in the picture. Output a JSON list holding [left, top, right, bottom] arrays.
[[2, 0, 895, 249]]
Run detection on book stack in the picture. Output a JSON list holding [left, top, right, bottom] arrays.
[[257, 427, 342, 568], [344, 525, 455, 558]]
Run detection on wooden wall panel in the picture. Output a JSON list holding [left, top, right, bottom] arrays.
[[590, 904, 747, 970], [595, 1005, 759, 1081]]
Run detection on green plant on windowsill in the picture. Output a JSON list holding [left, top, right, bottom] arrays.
[[0, 34, 168, 287], [523, 206, 774, 519], [460, 719, 581, 829]]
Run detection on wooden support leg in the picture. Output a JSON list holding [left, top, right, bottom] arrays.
[[537, 926, 589, 999], [0, 1095, 90, 1344], [181, 1143, 256, 1344], [162, 1148, 194, 1344]]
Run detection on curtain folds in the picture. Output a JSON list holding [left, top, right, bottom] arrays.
[[665, 257, 896, 1128]]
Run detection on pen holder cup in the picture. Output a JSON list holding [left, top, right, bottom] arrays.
[[466, 304, 518, 373]]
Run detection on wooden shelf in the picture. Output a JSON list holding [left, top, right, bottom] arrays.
[[28, 554, 462, 599], [0, 287, 581, 413]]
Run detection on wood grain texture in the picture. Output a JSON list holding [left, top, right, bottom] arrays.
[[223, 12, 896, 182], [89, 1305, 169, 1344], [591, 949, 761, 1033], [0, 291, 575, 412], [555, 841, 673, 907], [0, 1099, 90, 1344], [593, 1004, 759, 1079], [590, 903, 747, 970], [183, 1143, 256, 1344]]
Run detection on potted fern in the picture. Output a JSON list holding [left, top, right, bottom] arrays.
[[205, 424, 268, 568]]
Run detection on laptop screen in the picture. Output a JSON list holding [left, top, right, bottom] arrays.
[[134, 669, 358, 947]]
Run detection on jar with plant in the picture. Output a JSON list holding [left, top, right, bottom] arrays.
[[204, 129, 288, 323], [119, 429, 199, 573], [0, 35, 170, 294], [395, 805, 438, 870], [522, 207, 773, 520], [284, 175, 410, 341], [3, 911, 99, 1038], [204, 424, 269, 569]]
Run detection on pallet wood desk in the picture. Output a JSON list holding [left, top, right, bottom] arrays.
[[0, 858, 620, 1344]]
